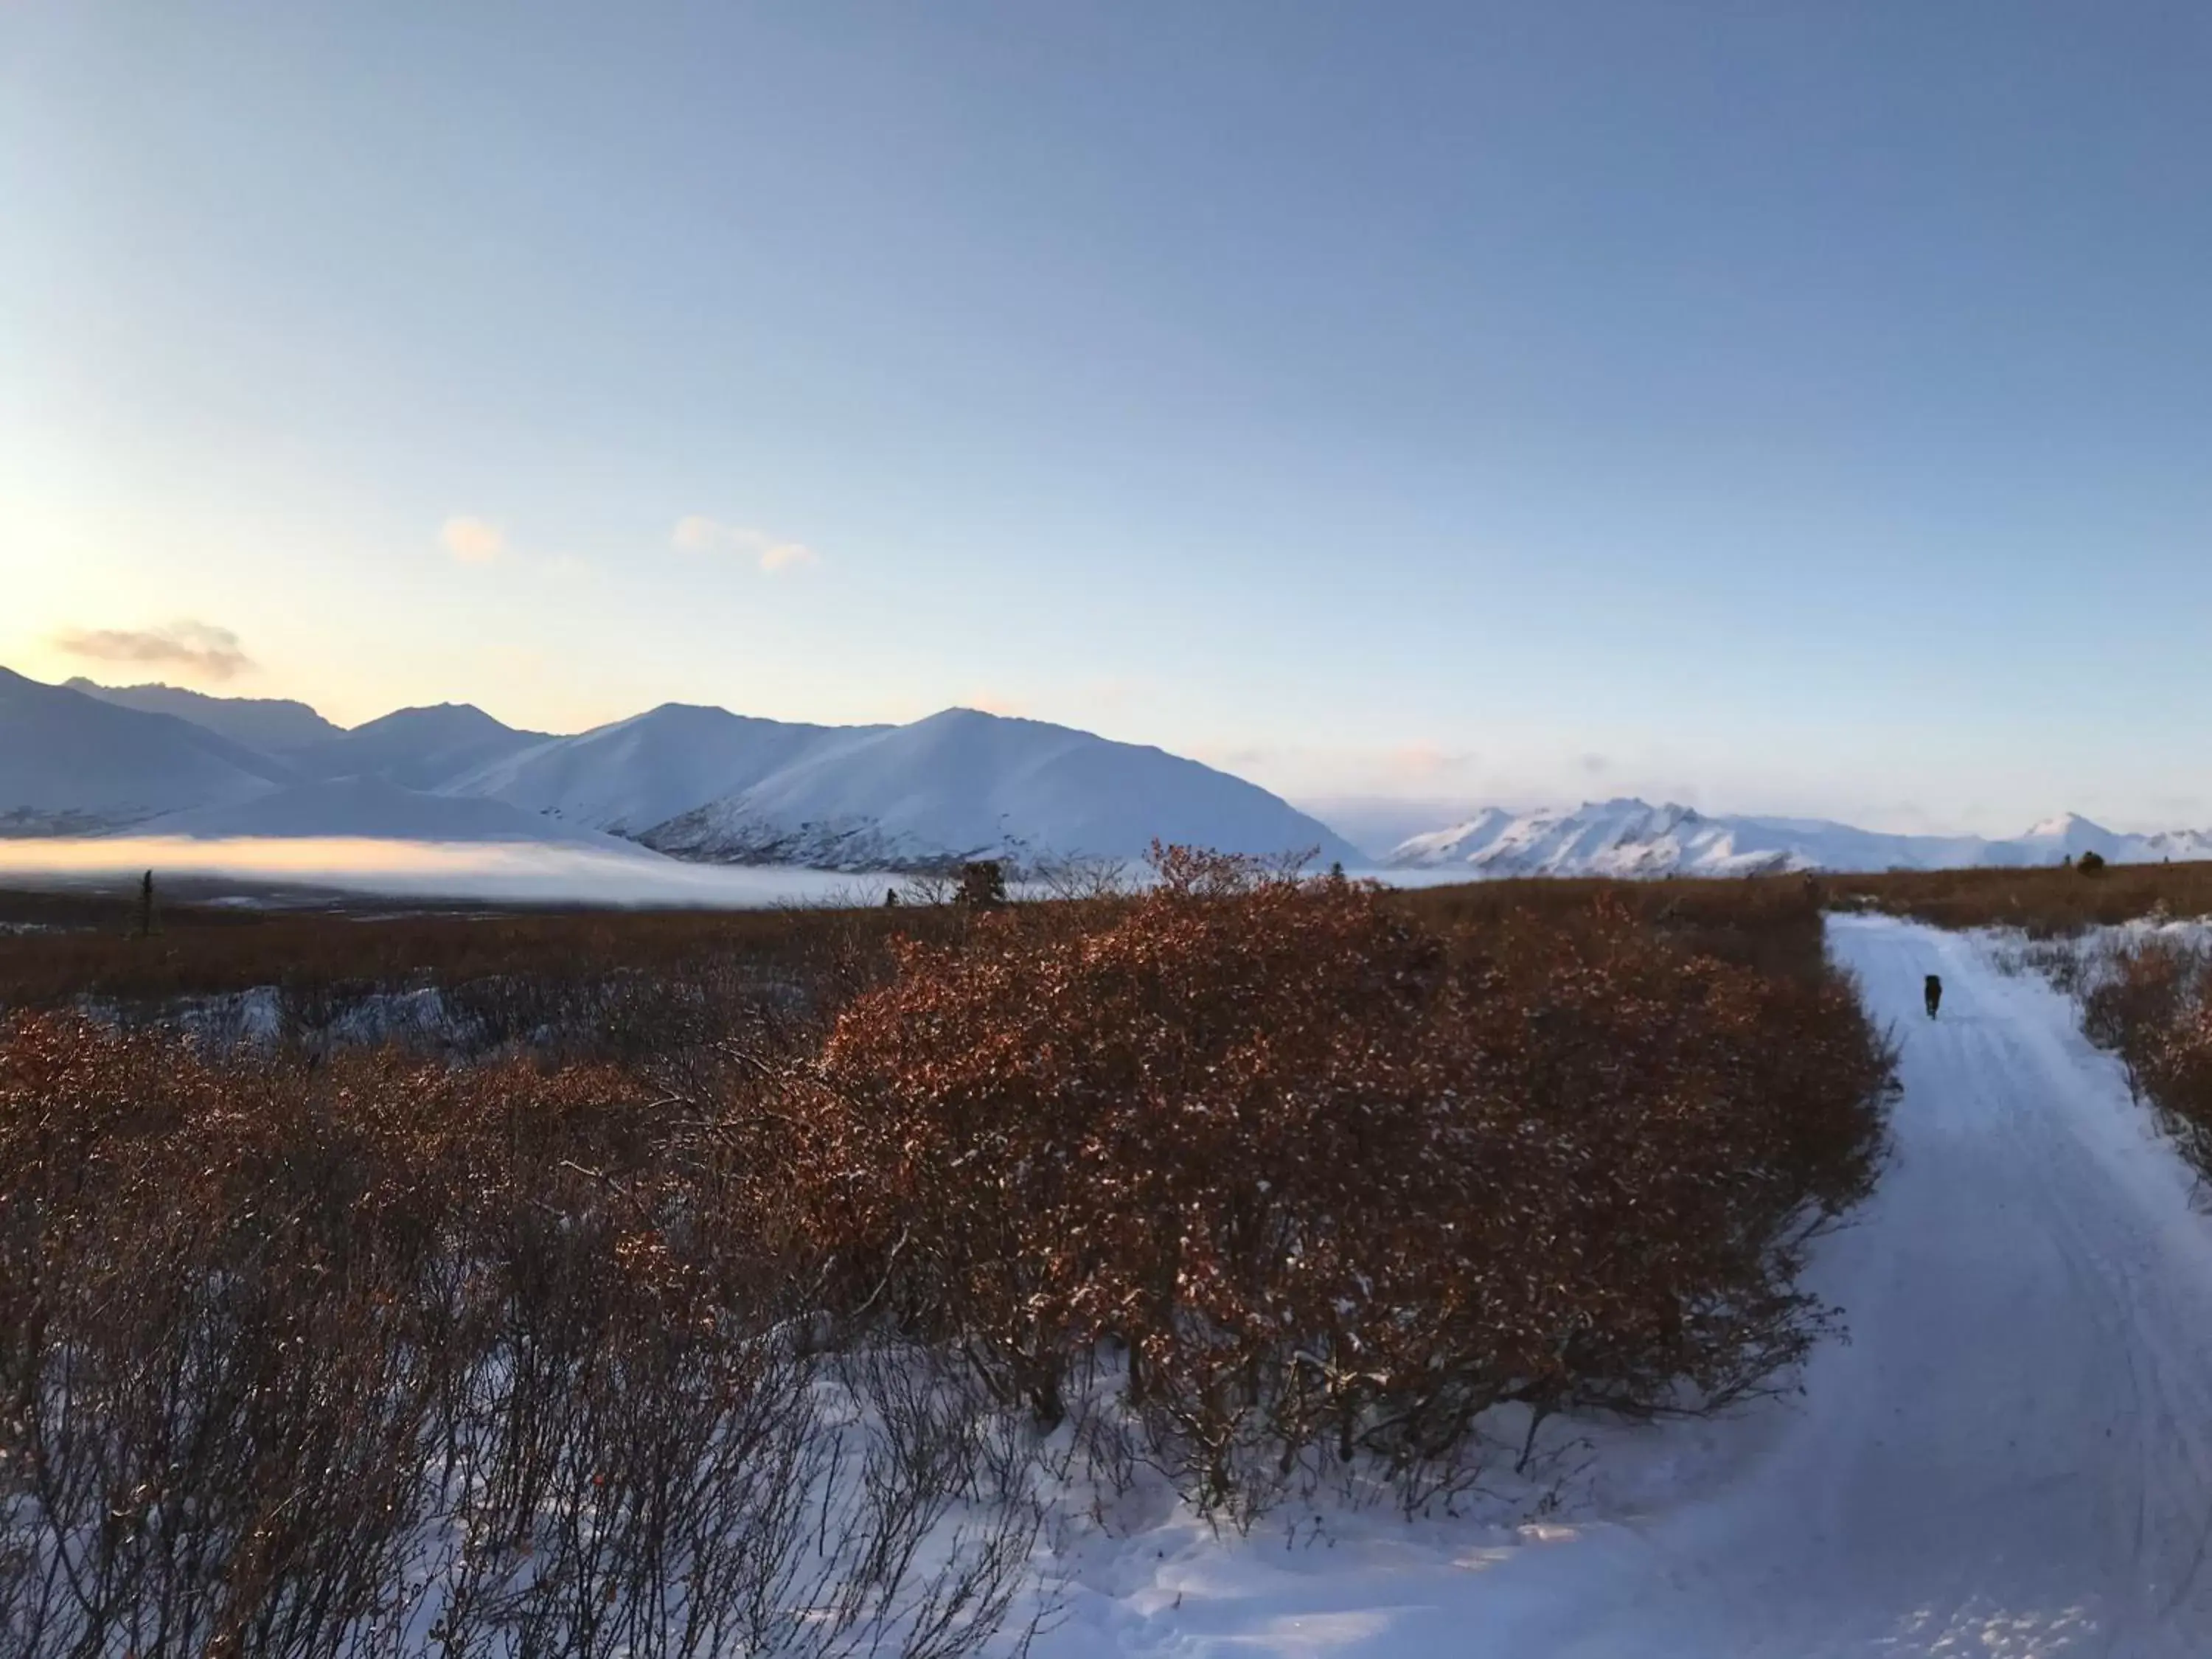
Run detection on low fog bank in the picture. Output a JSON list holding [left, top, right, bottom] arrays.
[[0, 837, 905, 908], [0, 837, 1445, 909]]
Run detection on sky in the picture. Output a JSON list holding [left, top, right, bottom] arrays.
[[4, 1, 2209, 841]]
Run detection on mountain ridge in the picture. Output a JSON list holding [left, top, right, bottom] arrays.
[[0, 668, 296, 835], [66, 678, 345, 751], [633, 706, 1360, 871], [1389, 797, 2212, 877], [35, 674, 2209, 877], [7, 673, 1360, 872], [292, 704, 555, 790]]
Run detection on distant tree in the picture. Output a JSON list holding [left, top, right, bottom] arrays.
[[958, 860, 1007, 909], [2079, 849, 2108, 875], [135, 869, 157, 939], [884, 886, 900, 908]]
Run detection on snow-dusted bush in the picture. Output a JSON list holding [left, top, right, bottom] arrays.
[[0, 854, 1893, 1643], [0, 1018, 1044, 1658], [793, 849, 1891, 1519], [2082, 938, 2212, 1172]]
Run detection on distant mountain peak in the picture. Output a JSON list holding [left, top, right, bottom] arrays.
[[622, 706, 1363, 872], [288, 702, 552, 793], [349, 701, 519, 736], [63, 677, 345, 753], [0, 669, 298, 832], [1391, 799, 2211, 879]]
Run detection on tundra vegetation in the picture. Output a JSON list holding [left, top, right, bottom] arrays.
[[0, 854, 1892, 1655], [2080, 933, 2212, 1175]]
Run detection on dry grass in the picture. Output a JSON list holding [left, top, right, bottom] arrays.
[[1397, 870, 1834, 984], [0, 886, 967, 1012], [0, 869, 1841, 1020]]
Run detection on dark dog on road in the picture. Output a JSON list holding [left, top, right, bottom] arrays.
[[1925, 974, 1943, 1020]]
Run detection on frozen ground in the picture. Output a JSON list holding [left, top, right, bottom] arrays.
[[1026, 916, 2212, 1657], [1983, 917, 2212, 994]]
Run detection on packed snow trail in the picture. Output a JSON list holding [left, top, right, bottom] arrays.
[[1043, 917, 2212, 1656]]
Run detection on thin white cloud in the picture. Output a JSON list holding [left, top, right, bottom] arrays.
[[670, 515, 723, 554], [53, 620, 254, 682], [441, 516, 507, 564], [672, 515, 819, 574], [757, 539, 816, 573]]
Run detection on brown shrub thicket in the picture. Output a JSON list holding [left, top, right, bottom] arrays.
[[791, 850, 1889, 1515], [0, 852, 1893, 1646], [0, 1020, 1042, 1659], [2081, 939, 2212, 1175], [0, 862, 1843, 1023], [10, 856, 2211, 1018], [0, 892, 970, 1026]]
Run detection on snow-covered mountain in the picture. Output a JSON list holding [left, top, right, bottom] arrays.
[[291, 704, 553, 790], [36, 667, 2202, 880], [2000, 812, 2212, 866], [66, 678, 344, 751], [13, 673, 1361, 871], [1389, 798, 2212, 878], [447, 704, 882, 836], [0, 668, 294, 834], [146, 776, 652, 851], [633, 707, 1363, 871]]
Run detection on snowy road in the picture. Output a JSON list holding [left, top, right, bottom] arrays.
[[1049, 917, 2212, 1657]]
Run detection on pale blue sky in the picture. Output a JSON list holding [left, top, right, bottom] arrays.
[[4, 1, 2208, 838]]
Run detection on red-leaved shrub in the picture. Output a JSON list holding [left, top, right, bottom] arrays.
[[0, 848, 1893, 1637], [796, 850, 1890, 1513], [2083, 940, 2212, 1172]]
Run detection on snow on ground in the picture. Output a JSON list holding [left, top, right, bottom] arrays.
[[1982, 916, 2212, 988], [1020, 916, 2212, 1657], [1968, 917, 2212, 1035]]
